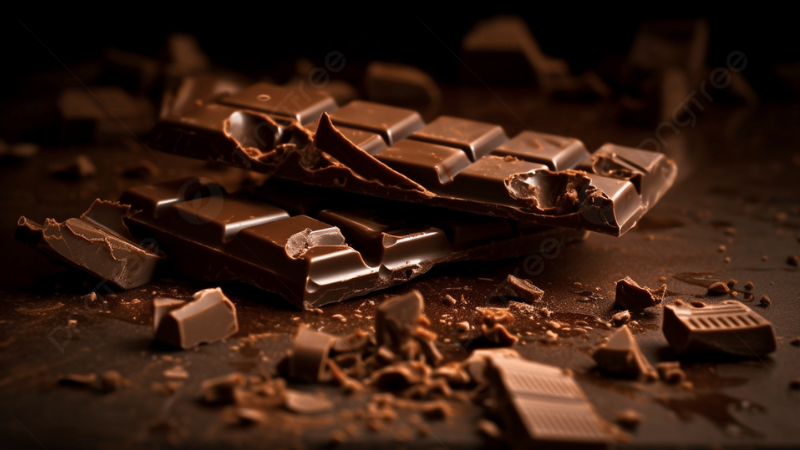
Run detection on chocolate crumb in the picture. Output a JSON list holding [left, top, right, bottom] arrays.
[[707, 282, 730, 294], [616, 409, 643, 429], [456, 321, 470, 333], [674, 299, 684, 306], [543, 330, 558, 343], [611, 310, 631, 327], [723, 257, 731, 263], [690, 301, 706, 308], [790, 378, 800, 390], [788, 255, 799, 266], [332, 314, 347, 323], [655, 362, 686, 384], [745, 281, 754, 290], [790, 337, 800, 346], [444, 295, 457, 305], [717, 245, 726, 253], [724, 227, 737, 236], [658, 276, 667, 282], [477, 418, 503, 439], [759, 295, 771, 307], [233, 407, 266, 426], [98, 370, 124, 392], [731, 291, 739, 297], [726, 279, 737, 288], [503, 275, 544, 303], [311, 308, 323, 315]]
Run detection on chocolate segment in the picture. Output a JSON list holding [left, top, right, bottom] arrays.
[[149, 83, 678, 236], [122, 177, 588, 309], [153, 288, 238, 349], [15, 200, 163, 289], [219, 82, 337, 125], [592, 325, 657, 380], [375, 290, 424, 351], [289, 326, 336, 382], [662, 301, 777, 357], [487, 355, 612, 449]]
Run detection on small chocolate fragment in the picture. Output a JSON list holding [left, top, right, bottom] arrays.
[[98, 370, 125, 392], [15, 200, 163, 289], [759, 295, 771, 307], [503, 275, 544, 303], [662, 301, 777, 357], [486, 355, 612, 449], [201, 373, 245, 404], [707, 282, 730, 295], [655, 362, 686, 384], [616, 409, 643, 430], [790, 337, 800, 347], [788, 255, 799, 266], [153, 288, 238, 349], [614, 277, 663, 311], [59, 373, 98, 387], [611, 310, 631, 327], [592, 325, 657, 380], [790, 378, 800, 390], [477, 418, 503, 439], [288, 326, 336, 382], [376, 290, 424, 352], [283, 389, 333, 414], [744, 281, 755, 290], [726, 279, 737, 288]]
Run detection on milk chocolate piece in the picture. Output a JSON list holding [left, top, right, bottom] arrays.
[[376, 290, 424, 351], [592, 325, 657, 380], [201, 373, 246, 404], [662, 301, 777, 357], [149, 83, 678, 236], [153, 288, 238, 349], [487, 356, 612, 449], [153, 298, 187, 332], [15, 200, 163, 289], [289, 326, 336, 382], [614, 277, 663, 311], [504, 275, 544, 303]]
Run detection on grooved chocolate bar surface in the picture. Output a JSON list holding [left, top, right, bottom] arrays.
[[149, 83, 678, 236], [121, 177, 587, 309], [487, 355, 612, 449]]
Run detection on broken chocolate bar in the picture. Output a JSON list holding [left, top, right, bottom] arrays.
[[662, 301, 777, 357], [486, 354, 612, 449], [153, 288, 238, 349], [121, 177, 587, 309], [592, 325, 657, 380], [15, 200, 163, 289], [149, 82, 677, 236]]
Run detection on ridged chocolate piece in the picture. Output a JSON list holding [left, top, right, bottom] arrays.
[[149, 82, 678, 236], [121, 177, 587, 309], [662, 301, 777, 357], [487, 356, 612, 449]]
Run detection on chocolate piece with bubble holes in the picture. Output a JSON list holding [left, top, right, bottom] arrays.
[[153, 288, 238, 349], [15, 200, 163, 289], [121, 177, 587, 309], [149, 83, 678, 236], [487, 354, 612, 449], [662, 301, 777, 357]]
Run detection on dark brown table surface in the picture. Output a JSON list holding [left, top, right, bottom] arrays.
[[1, 80, 799, 449]]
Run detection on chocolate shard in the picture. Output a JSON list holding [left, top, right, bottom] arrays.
[[486, 355, 612, 449], [375, 290, 424, 351], [592, 325, 657, 380], [662, 301, 777, 357], [504, 275, 544, 303], [153, 288, 238, 349], [15, 200, 163, 289], [614, 277, 664, 311], [152, 298, 187, 332], [288, 326, 336, 383]]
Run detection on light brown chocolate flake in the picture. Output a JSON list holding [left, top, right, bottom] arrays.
[[477, 418, 503, 439], [444, 295, 457, 305], [98, 370, 125, 392], [707, 282, 730, 294], [611, 310, 631, 327], [723, 257, 731, 263], [284, 389, 333, 414]]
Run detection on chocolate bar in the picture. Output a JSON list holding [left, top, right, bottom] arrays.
[[149, 82, 678, 236], [120, 177, 587, 309], [662, 301, 777, 357], [486, 353, 612, 449]]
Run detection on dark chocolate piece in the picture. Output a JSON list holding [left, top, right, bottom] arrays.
[[201, 372, 246, 404], [662, 301, 777, 357], [148, 83, 678, 236], [288, 326, 336, 383], [503, 275, 544, 303], [375, 290, 424, 351], [614, 277, 664, 311], [15, 200, 163, 289], [487, 355, 612, 449], [121, 177, 587, 308], [153, 288, 238, 349], [592, 325, 657, 380]]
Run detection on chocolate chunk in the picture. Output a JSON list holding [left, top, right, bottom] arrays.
[[707, 281, 731, 294], [611, 310, 631, 326], [592, 325, 657, 380], [655, 362, 686, 384], [376, 290, 424, 351], [15, 200, 163, 289], [503, 275, 544, 303], [283, 389, 333, 414], [98, 370, 125, 392], [48, 154, 96, 179], [614, 277, 664, 311], [486, 355, 612, 449], [153, 288, 238, 349], [744, 281, 755, 290], [662, 301, 777, 357], [759, 295, 771, 307], [149, 83, 678, 237], [288, 326, 336, 382], [788, 255, 799, 266], [616, 409, 643, 430], [201, 373, 245, 404]]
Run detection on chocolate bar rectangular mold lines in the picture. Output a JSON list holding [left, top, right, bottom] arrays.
[[121, 178, 588, 309], [149, 81, 678, 236]]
